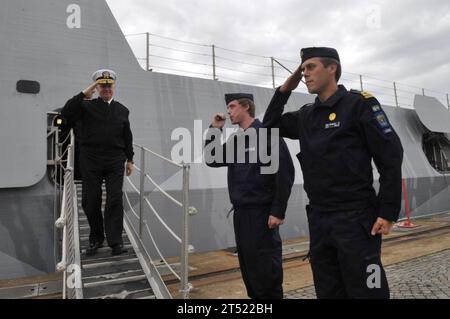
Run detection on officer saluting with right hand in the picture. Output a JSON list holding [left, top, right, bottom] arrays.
[[263, 47, 404, 298], [62, 69, 134, 256]]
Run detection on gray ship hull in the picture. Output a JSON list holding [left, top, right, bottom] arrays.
[[0, 0, 449, 279]]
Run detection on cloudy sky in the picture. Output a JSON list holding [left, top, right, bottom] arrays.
[[106, 0, 450, 107]]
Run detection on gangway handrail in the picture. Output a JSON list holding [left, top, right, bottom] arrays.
[[144, 172, 183, 207], [133, 165, 183, 207], [48, 118, 194, 298], [124, 144, 195, 299], [125, 175, 182, 243], [53, 130, 83, 299], [123, 194, 182, 280], [133, 143, 183, 168]]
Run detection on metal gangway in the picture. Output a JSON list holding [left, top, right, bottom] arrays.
[[49, 116, 195, 299]]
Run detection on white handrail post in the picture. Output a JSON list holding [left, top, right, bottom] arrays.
[[70, 131, 75, 168], [139, 147, 146, 238], [212, 45, 217, 81], [271, 57, 275, 89], [53, 127, 60, 266], [146, 32, 150, 71], [180, 163, 190, 299], [393, 82, 399, 107]]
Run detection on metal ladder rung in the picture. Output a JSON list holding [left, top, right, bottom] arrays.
[[83, 274, 147, 289], [82, 258, 140, 270]]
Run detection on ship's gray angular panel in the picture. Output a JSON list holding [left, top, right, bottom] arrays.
[[0, 0, 139, 188], [1, 0, 450, 277], [383, 106, 440, 178], [0, 177, 55, 279], [414, 95, 450, 133]]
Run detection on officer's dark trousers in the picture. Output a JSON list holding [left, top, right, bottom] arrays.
[[80, 151, 125, 247], [233, 206, 283, 299], [306, 205, 390, 299]]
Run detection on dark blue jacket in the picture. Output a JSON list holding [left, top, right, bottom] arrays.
[[62, 92, 134, 162], [263, 86, 403, 222], [205, 119, 295, 219]]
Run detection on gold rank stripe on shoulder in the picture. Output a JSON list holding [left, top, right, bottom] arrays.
[[361, 91, 374, 99]]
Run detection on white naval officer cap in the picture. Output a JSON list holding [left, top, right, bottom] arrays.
[[92, 69, 117, 84]]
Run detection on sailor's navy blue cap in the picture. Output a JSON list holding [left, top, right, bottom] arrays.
[[300, 47, 340, 65], [225, 93, 254, 105], [92, 69, 117, 84]]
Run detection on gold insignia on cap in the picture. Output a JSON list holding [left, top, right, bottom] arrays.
[[93, 69, 116, 84], [329, 113, 337, 121]]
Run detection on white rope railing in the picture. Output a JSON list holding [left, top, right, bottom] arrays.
[[125, 176, 182, 243], [53, 130, 83, 299], [123, 180, 182, 280], [143, 196, 182, 244], [139, 145, 184, 168], [145, 173, 183, 207], [123, 189, 182, 280], [123, 191, 140, 220], [125, 175, 140, 193], [123, 144, 195, 299], [143, 221, 181, 281]]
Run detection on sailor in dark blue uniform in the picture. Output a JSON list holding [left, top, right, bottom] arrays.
[[204, 93, 295, 299], [62, 69, 134, 256], [263, 47, 404, 298]]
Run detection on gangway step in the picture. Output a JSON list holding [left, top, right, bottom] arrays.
[[75, 184, 156, 299], [83, 276, 154, 299], [82, 252, 140, 266], [80, 244, 133, 255], [79, 236, 131, 250], [89, 288, 156, 300], [83, 272, 146, 287], [82, 258, 141, 277]]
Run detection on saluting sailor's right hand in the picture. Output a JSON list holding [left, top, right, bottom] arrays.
[[280, 65, 303, 93], [212, 113, 226, 129], [82, 82, 98, 100]]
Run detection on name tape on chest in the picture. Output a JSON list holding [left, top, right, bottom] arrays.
[[325, 121, 341, 129]]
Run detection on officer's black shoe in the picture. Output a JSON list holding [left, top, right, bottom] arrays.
[[111, 244, 128, 256], [85, 241, 103, 256]]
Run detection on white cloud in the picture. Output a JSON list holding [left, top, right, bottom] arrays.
[[106, 0, 450, 104]]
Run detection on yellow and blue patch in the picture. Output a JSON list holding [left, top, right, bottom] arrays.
[[372, 105, 392, 134]]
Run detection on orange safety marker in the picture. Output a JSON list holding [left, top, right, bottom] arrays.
[[396, 178, 420, 229]]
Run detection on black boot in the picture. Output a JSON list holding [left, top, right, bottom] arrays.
[[85, 241, 103, 256], [111, 244, 128, 256]]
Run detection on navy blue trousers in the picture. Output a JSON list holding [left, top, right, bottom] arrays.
[[80, 151, 125, 247], [307, 205, 390, 299], [233, 206, 283, 299]]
